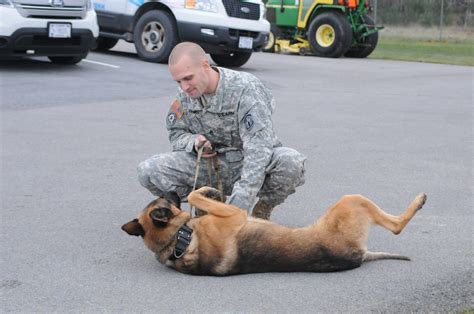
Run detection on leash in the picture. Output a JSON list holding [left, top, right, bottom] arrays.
[[190, 146, 223, 215], [170, 146, 222, 261], [190, 146, 204, 216]]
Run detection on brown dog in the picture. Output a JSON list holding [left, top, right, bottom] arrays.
[[122, 187, 427, 275]]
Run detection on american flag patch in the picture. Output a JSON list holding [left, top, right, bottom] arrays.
[[171, 99, 183, 119]]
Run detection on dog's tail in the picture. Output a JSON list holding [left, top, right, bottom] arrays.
[[363, 251, 411, 262]]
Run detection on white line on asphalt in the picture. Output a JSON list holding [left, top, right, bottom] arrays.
[[82, 59, 120, 68]]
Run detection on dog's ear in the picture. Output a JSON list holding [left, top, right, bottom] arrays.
[[164, 191, 181, 209], [121, 219, 145, 237], [150, 208, 173, 228]]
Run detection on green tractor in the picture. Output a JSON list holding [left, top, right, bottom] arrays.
[[264, 0, 382, 58]]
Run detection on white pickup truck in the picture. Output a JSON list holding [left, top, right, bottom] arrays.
[[92, 0, 270, 67], [0, 0, 98, 64]]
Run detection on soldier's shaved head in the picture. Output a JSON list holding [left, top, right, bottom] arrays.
[[168, 42, 208, 66], [168, 42, 219, 99]]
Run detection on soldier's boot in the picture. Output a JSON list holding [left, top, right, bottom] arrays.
[[251, 200, 274, 220]]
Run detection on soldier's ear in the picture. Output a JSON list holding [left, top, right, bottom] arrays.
[[164, 191, 181, 209], [202, 58, 211, 69]]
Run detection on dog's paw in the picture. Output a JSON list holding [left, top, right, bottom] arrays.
[[414, 193, 427, 210], [195, 186, 226, 202]]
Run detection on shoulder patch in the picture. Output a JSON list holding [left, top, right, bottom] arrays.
[[243, 113, 254, 131], [167, 112, 177, 127], [171, 99, 183, 119]]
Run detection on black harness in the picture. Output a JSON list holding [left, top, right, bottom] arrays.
[[169, 224, 193, 261]]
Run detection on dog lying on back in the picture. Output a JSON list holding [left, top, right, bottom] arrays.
[[122, 187, 427, 275]]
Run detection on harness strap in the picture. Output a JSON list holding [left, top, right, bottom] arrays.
[[169, 224, 193, 261]]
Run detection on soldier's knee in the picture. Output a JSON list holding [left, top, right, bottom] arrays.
[[278, 152, 306, 184], [137, 160, 153, 188]]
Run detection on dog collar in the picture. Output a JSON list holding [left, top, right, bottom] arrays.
[[169, 224, 193, 261]]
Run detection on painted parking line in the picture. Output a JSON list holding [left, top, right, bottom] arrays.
[[82, 59, 120, 68]]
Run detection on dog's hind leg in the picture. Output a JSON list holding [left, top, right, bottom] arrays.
[[360, 193, 427, 235]]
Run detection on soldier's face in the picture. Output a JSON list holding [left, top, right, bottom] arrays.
[[169, 56, 210, 99]]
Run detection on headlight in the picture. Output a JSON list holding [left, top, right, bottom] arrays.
[[185, 0, 218, 13], [0, 0, 14, 7]]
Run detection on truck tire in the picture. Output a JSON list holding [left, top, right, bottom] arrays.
[[344, 15, 378, 58], [263, 24, 281, 53], [307, 11, 352, 58], [133, 10, 178, 63], [48, 55, 86, 65], [95, 37, 119, 51], [210, 51, 252, 68]]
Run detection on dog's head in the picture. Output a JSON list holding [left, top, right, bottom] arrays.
[[121, 192, 189, 254]]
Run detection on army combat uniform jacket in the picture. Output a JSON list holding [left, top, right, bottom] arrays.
[[166, 67, 282, 211]]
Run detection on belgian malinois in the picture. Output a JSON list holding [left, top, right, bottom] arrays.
[[122, 187, 427, 275]]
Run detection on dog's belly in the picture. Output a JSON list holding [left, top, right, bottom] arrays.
[[232, 226, 364, 274]]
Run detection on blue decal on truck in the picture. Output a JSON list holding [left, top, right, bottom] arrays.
[[128, 0, 144, 7]]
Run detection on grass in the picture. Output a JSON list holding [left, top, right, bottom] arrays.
[[369, 26, 474, 66]]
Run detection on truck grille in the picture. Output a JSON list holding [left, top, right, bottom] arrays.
[[14, 1, 86, 19], [221, 0, 260, 21], [229, 29, 260, 38]]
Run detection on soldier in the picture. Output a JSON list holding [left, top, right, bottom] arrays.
[[137, 42, 306, 220]]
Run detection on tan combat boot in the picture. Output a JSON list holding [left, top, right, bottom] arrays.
[[251, 200, 274, 220]]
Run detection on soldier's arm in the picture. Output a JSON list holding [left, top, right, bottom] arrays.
[[166, 99, 198, 153], [227, 84, 275, 211]]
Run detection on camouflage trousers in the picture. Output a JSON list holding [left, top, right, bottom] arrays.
[[137, 147, 306, 211]]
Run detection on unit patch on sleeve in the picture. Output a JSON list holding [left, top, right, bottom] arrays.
[[167, 112, 177, 127], [243, 113, 254, 131]]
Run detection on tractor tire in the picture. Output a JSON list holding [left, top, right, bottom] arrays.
[[263, 24, 281, 53], [210, 51, 252, 68], [344, 14, 378, 58], [94, 37, 119, 51], [133, 10, 178, 63], [307, 11, 352, 58]]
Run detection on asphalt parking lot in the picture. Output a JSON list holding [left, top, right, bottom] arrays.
[[1, 42, 472, 312]]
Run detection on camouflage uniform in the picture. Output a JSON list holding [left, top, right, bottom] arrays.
[[138, 67, 306, 212]]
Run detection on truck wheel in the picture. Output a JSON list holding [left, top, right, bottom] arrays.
[[308, 11, 352, 58], [94, 37, 119, 51], [133, 10, 178, 63], [48, 55, 85, 65], [263, 24, 281, 53], [210, 51, 252, 68], [344, 15, 378, 58]]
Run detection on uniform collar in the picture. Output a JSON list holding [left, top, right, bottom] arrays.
[[185, 67, 225, 112]]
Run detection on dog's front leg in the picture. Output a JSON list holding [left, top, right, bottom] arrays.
[[188, 187, 243, 218]]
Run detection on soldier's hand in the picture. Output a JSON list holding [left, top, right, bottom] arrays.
[[194, 135, 217, 158]]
